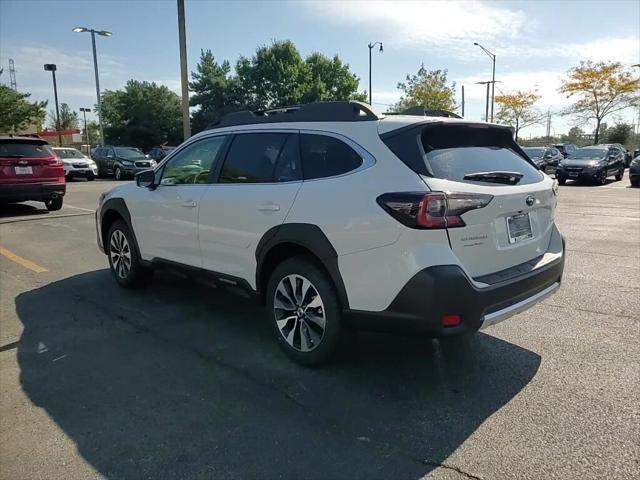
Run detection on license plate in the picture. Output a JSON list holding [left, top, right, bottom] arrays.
[[569, 172, 578, 177], [507, 212, 533, 244], [14, 166, 33, 175]]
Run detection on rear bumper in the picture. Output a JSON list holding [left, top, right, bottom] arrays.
[[344, 235, 565, 336], [0, 182, 66, 202]]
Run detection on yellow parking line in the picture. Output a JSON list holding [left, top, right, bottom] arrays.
[[0, 246, 48, 273]]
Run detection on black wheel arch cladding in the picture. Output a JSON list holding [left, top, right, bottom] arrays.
[[101, 198, 141, 257], [256, 223, 350, 309]]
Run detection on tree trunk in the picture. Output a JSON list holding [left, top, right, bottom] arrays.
[[594, 118, 600, 144]]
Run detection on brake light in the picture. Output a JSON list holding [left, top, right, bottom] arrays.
[[377, 191, 493, 229]]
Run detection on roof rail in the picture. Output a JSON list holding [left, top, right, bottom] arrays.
[[209, 101, 379, 129], [386, 106, 462, 119]]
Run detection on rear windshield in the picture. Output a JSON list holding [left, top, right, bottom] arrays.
[[424, 147, 543, 185], [54, 148, 85, 159], [0, 141, 52, 158], [381, 124, 542, 186]]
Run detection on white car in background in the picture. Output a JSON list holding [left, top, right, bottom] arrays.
[[53, 147, 99, 181]]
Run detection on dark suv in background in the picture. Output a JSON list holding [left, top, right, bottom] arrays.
[[92, 146, 157, 180], [522, 146, 563, 174], [556, 145, 625, 185], [148, 146, 175, 161]]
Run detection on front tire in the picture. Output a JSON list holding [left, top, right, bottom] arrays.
[[266, 257, 343, 366], [114, 166, 123, 181], [45, 197, 63, 211], [615, 168, 623, 181], [106, 220, 151, 288], [597, 170, 607, 185], [557, 177, 566, 185]]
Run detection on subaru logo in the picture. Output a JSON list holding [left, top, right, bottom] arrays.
[[525, 195, 535, 207]]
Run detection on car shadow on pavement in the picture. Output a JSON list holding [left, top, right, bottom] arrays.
[[0, 202, 50, 218], [15, 269, 541, 480]]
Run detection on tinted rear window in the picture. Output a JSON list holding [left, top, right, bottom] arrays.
[[0, 141, 52, 158], [381, 124, 542, 185], [300, 134, 363, 180], [219, 133, 301, 183], [424, 147, 543, 185]]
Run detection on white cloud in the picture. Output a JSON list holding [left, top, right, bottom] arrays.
[[499, 36, 640, 65], [0, 43, 125, 80], [303, 1, 526, 52]]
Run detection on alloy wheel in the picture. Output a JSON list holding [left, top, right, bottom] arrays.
[[109, 229, 131, 279], [273, 274, 326, 352]]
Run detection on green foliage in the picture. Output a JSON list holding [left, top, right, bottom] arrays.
[[392, 65, 457, 113], [47, 103, 79, 130], [85, 120, 101, 145], [0, 85, 47, 134], [100, 80, 182, 150], [189, 41, 366, 133], [605, 123, 633, 145]]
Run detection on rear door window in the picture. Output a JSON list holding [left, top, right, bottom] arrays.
[[300, 134, 363, 180], [219, 133, 301, 183], [0, 141, 53, 158]]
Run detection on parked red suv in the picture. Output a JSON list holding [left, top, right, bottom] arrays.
[[0, 137, 65, 211]]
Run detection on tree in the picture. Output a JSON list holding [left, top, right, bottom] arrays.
[[86, 120, 101, 145], [189, 49, 244, 132], [559, 61, 639, 144], [494, 90, 543, 142], [606, 123, 633, 145], [0, 85, 47, 134], [47, 103, 79, 130], [100, 80, 182, 150], [189, 41, 366, 133], [392, 65, 457, 113]]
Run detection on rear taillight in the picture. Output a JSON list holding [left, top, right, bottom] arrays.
[[377, 192, 493, 229]]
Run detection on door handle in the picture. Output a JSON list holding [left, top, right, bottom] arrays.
[[257, 202, 280, 212], [182, 200, 198, 208]]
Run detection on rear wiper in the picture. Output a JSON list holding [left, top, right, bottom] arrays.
[[463, 171, 524, 185]]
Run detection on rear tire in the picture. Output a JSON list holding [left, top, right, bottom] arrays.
[[45, 197, 63, 211], [266, 257, 343, 366], [106, 220, 152, 288]]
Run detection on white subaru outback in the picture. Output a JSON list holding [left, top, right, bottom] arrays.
[[96, 102, 564, 365]]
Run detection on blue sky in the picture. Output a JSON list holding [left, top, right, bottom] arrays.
[[1, 0, 639, 137]]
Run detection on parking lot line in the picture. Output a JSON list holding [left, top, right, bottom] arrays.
[[64, 204, 96, 213], [0, 246, 48, 273]]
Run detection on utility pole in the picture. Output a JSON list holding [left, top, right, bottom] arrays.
[[474, 42, 496, 122], [80, 108, 91, 148], [177, 0, 191, 140], [367, 42, 383, 106], [476, 81, 490, 122], [9, 59, 17, 90], [546, 109, 552, 143], [44, 64, 62, 146], [461, 85, 465, 117]]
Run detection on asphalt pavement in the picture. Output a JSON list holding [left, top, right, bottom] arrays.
[[0, 175, 638, 480]]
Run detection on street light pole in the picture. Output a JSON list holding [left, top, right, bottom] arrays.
[[80, 107, 91, 148], [177, 0, 191, 140], [43, 64, 61, 146], [367, 41, 383, 106], [474, 42, 496, 122], [73, 27, 112, 146]]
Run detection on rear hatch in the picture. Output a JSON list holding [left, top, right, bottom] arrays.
[[381, 122, 556, 278], [0, 138, 64, 185]]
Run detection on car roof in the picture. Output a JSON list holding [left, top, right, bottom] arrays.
[[0, 136, 47, 144]]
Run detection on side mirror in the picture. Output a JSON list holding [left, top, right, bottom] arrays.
[[136, 169, 155, 189]]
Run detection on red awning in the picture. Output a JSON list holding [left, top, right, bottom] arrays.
[[37, 129, 81, 137]]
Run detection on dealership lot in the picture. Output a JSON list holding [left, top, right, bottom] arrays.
[[0, 177, 638, 479]]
